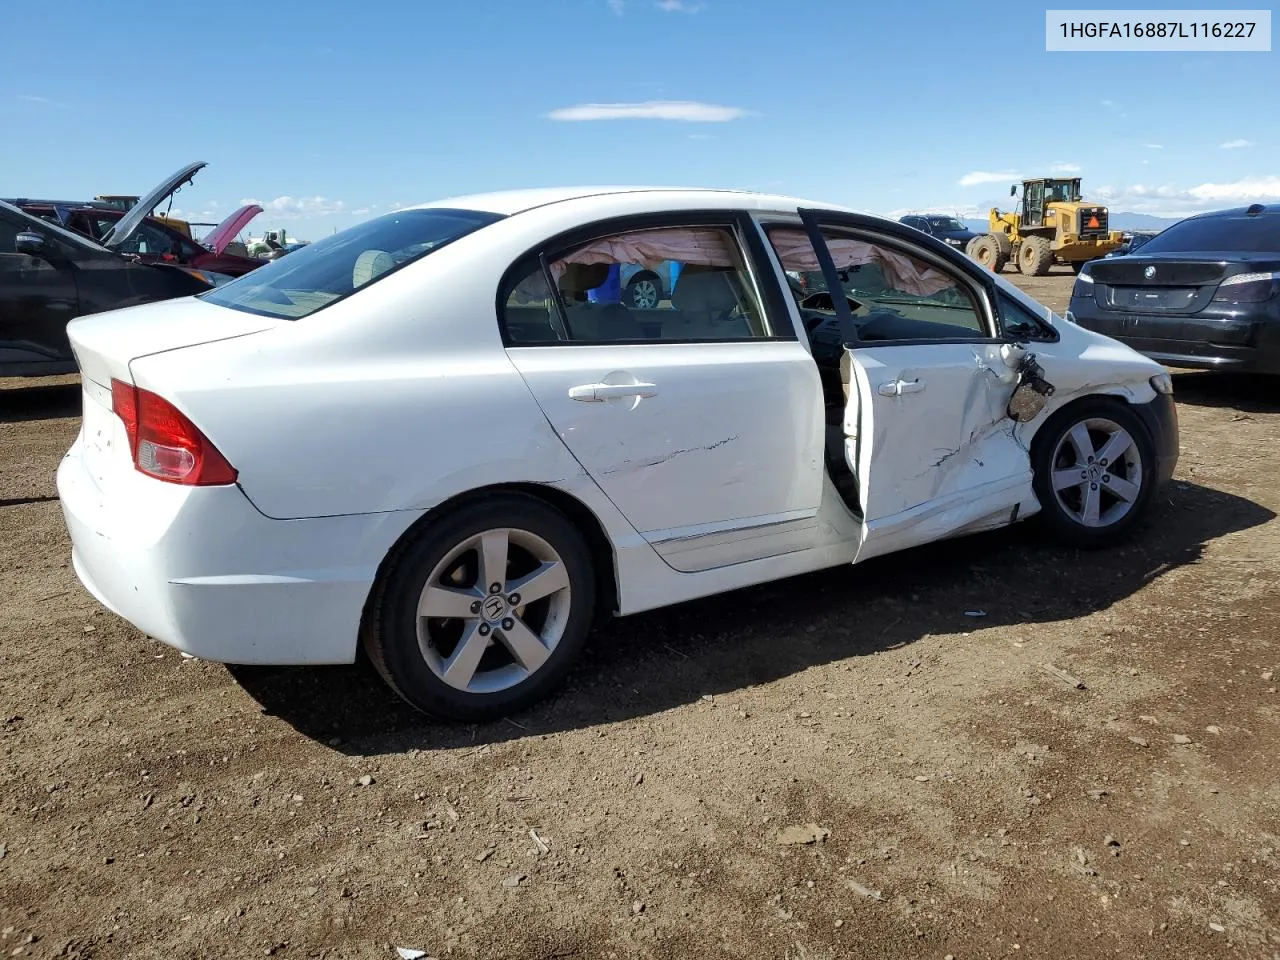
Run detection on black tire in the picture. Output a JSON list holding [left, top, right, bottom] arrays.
[[625, 273, 663, 309], [360, 494, 596, 721], [1018, 236, 1053, 276], [970, 235, 1005, 273], [1031, 397, 1157, 549]]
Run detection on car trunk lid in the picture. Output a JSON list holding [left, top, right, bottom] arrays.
[[1084, 254, 1239, 314], [68, 296, 278, 389]]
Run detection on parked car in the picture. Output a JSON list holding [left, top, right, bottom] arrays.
[[1067, 204, 1280, 374], [57, 186, 1178, 721], [1103, 230, 1161, 258], [0, 199, 218, 377], [579, 260, 682, 309], [8, 163, 267, 278], [899, 214, 978, 250]]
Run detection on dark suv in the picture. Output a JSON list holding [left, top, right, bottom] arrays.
[[899, 214, 978, 251], [0, 200, 214, 377], [1067, 204, 1280, 374]]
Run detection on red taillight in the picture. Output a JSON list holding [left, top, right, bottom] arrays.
[[110, 378, 237, 486]]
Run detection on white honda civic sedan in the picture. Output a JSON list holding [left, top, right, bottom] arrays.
[[57, 187, 1179, 720]]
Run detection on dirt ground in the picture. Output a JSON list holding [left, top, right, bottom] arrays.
[[2, 267, 1277, 960]]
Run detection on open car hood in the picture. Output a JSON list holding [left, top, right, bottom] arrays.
[[201, 203, 264, 255], [101, 160, 207, 250]]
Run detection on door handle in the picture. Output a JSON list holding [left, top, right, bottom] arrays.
[[876, 378, 925, 397], [568, 381, 659, 402]]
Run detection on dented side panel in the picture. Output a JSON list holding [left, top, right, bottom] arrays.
[[507, 340, 827, 571], [846, 343, 1031, 551]]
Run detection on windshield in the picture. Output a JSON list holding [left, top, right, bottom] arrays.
[[1044, 181, 1081, 202], [199, 207, 505, 319], [927, 217, 966, 232], [1137, 215, 1279, 255]]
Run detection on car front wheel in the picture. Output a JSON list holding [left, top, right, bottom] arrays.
[[361, 494, 596, 721], [1031, 398, 1156, 549]]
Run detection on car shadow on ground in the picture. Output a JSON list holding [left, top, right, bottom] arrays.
[[229, 478, 1274, 756], [1168, 371, 1278, 412], [0, 382, 81, 424]]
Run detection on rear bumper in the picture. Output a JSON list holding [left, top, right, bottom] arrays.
[[1068, 299, 1280, 374], [57, 436, 417, 665]]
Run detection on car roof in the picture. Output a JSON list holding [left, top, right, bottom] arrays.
[[0, 198, 109, 252], [1190, 203, 1280, 220], [4, 198, 120, 210], [411, 185, 856, 218]]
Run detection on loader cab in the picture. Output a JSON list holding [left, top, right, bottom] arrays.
[[1012, 178, 1082, 230]]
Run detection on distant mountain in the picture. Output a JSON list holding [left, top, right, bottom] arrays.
[[1108, 212, 1183, 231], [958, 212, 1183, 235]]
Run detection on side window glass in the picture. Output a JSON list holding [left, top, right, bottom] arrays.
[[0, 217, 19, 254], [998, 291, 1056, 342], [766, 227, 989, 343], [551, 225, 772, 343], [502, 263, 564, 344]]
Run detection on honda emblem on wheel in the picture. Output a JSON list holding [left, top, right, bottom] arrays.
[[1144, 266, 1156, 279]]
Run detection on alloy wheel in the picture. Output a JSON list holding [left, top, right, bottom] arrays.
[[1049, 417, 1144, 528], [415, 528, 572, 694]]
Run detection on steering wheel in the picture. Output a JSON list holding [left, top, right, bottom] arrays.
[[799, 291, 864, 313]]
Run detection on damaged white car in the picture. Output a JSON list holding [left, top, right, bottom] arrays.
[[57, 187, 1179, 720]]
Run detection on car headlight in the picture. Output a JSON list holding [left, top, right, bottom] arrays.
[[1150, 373, 1174, 395]]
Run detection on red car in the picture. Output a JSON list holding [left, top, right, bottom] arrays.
[[11, 162, 268, 278]]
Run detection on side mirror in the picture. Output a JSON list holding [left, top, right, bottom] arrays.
[[15, 231, 47, 257], [1010, 185, 1018, 197]]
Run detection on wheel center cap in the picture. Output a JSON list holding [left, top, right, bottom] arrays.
[[1087, 464, 1103, 482], [481, 595, 507, 622]]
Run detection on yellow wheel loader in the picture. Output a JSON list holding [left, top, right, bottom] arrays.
[[965, 178, 1124, 276]]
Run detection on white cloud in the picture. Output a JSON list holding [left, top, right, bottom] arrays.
[[958, 170, 1020, 188], [1049, 162, 1081, 174], [656, 0, 703, 10], [1144, 143, 1164, 149], [17, 94, 50, 103], [1084, 176, 1280, 216], [1219, 138, 1255, 150], [886, 204, 990, 220], [240, 195, 346, 219], [1187, 175, 1280, 202], [608, 0, 624, 13], [351, 207, 371, 215], [547, 100, 746, 122]]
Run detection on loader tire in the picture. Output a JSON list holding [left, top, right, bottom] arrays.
[[1018, 236, 1053, 277], [970, 235, 1007, 273]]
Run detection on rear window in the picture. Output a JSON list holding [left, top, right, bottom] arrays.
[[1138, 214, 1280, 255], [199, 207, 504, 319]]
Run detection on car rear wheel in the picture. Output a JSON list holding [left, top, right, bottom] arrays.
[[625, 274, 662, 309], [1031, 398, 1156, 549], [361, 494, 596, 721]]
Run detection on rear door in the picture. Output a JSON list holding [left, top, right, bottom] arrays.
[[788, 211, 1033, 561], [501, 211, 827, 573]]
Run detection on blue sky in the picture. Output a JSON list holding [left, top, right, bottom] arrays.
[[2, 0, 1276, 239]]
